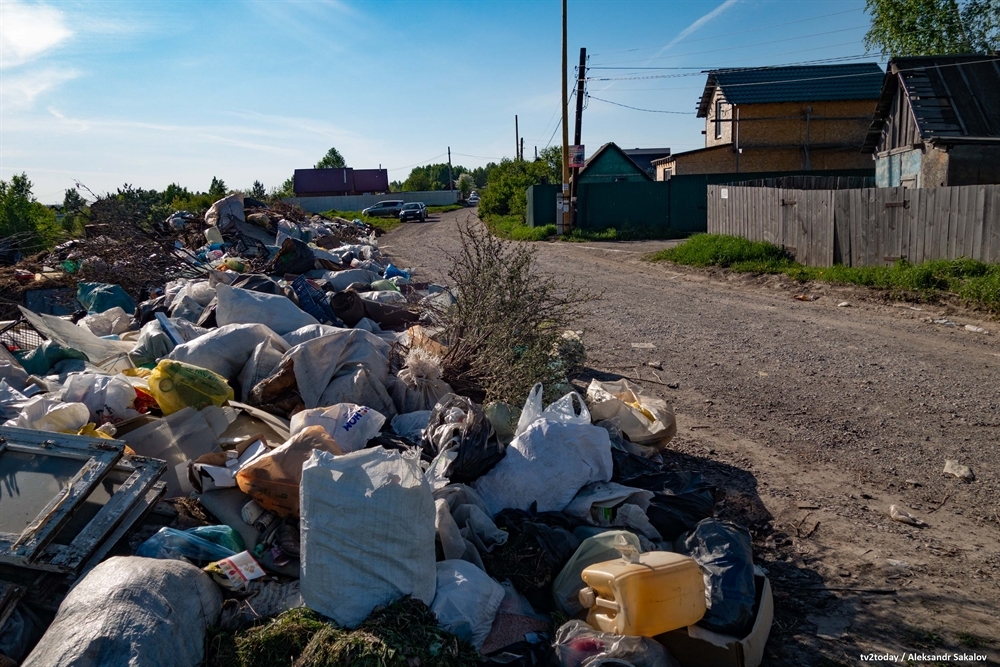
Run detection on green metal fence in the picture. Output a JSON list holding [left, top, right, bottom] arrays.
[[526, 184, 559, 228]]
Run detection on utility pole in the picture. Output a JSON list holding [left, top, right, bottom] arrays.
[[559, 0, 570, 234], [520, 138, 525, 162], [515, 115, 520, 160], [535, 146, 538, 160], [447, 147, 454, 193], [570, 47, 586, 210]]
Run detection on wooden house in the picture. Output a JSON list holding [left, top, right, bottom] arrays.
[[657, 63, 884, 178], [575, 142, 653, 184], [861, 55, 1000, 188]]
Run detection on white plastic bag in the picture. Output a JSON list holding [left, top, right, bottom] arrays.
[[78, 306, 131, 338], [4, 396, 90, 432], [289, 403, 386, 453], [586, 379, 677, 448], [60, 373, 139, 425], [215, 284, 319, 336], [514, 383, 591, 438], [21, 556, 222, 667], [473, 420, 613, 516], [205, 193, 245, 230], [169, 323, 279, 381], [318, 367, 398, 419], [431, 560, 505, 650], [301, 448, 436, 628]]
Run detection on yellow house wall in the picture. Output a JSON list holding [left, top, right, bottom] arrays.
[[705, 88, 733, 147]]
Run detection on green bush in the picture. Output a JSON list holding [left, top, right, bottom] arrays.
[[0, 173, 65, 254], [650, 234, 793, 268], [482, 214, 555, 241], [479, 158, 558, 219]]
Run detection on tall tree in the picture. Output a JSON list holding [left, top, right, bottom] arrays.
[[315, 147, 346, 169], [208, 177, 227, 199], [248, 180, 267, 199], [458, 173, 474, 199], [864, 0, 1000, 56]]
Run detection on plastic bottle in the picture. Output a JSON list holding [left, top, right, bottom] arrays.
[[205, 226, 224, 245]]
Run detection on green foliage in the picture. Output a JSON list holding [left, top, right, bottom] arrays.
[[469, 163, 498, 188], [457, 173, 473, 199], [321, 209, 400, 233], [483, 214, 556, 241], [61, 187, 88, 236], [389, 180, 403, 192], [275, 176, 296, 199], [402, 171, 433, 192], [248, 180, 266, 199], [864, 0, 1000, 56], [651, 234, 1000, 311], [479, 158, 558, 219], [402, 163, 467, 192], [314, 146, 347, 169], [0, 173, 67, 253], [564, 227, 691, 242], [538, 145, 563, 179], [209, 177, 228, 199]]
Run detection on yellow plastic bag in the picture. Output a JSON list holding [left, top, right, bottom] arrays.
[[147, 359, 234, 415]]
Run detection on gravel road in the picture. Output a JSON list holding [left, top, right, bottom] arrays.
[[385, 208, 999, 664]]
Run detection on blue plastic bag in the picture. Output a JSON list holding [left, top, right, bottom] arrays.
[[135, 525, 245, 562], [77, 282, 136, 315], [384, 263, 410, 280]]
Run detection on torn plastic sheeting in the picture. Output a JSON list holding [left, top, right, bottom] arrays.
[[120, 405, 235, 498], [19, 308, 133, 369], [2, 396, 90, 432], [205, 193, 245, 230], [59, 373, 140, 425], [169, 323, 280, 381], [0, 379, 29, 419], [76, 282, 136, 316], [20, 556, 222, 667], [13, 340, 89, 377], [78, 306, 132, 338], [215, 284, 319, 336]]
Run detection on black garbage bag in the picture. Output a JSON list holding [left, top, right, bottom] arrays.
[[133, 295, 169, 327], [482, 507, 581, 613], [329, 290, 419, 329], [611, 447, 668, 480], [231, 273, 283, 295], [421, 394, 506, 484], [619, 471, 717, 541], [266, 237, 315, 276], [676, 518, 756, 637]]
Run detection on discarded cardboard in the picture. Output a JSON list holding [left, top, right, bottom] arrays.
[[657, 570, 773, 667]]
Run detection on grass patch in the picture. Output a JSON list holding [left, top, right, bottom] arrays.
[[563, 226, 692, 242], [649, 234, 1000, 312], [427, 204, 463, 214], [956, 631, 991, 649], [482, 214, 556, 241], [321, 209, 400, 233]]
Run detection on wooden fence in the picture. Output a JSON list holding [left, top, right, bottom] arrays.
[[707, 184, 1000, 267]]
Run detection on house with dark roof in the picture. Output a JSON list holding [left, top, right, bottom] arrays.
[[622, 147, 671, 178], [575, 142, 653, 184], [656, 63, 884, 178], [862, 55, 1000, 188]]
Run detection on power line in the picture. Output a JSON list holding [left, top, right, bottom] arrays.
[[591, 26, 869, 67], [387, 153, 448, 171], [590, 8, 863, 56], [453, 152, 503, 160], [587, 95, 696, 114]]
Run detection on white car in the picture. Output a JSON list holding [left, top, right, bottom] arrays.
[[467, 193, 480, 206]]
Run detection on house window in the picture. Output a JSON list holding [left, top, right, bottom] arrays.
[[715, 100, 724, 139]]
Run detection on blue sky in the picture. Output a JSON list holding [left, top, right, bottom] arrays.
[[0, 0, 882, 204]]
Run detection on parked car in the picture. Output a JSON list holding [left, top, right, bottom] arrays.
[[467, 193, 480, 206], [362, 200, 405, 217], [399, 202, 427, 222]]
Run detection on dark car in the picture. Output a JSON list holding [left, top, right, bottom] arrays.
[[399, 202, 427, 222], [362, 200, 405, 217]]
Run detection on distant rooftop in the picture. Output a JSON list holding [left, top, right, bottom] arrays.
[[697, 63, 885, 117]]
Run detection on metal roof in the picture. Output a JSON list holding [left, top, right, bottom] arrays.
[[862, 55, 1000, 152], [697, 63, 884, 117]]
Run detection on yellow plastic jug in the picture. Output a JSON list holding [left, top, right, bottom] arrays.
[[147, 359, 234, 415], [579, 540, 706, 637]]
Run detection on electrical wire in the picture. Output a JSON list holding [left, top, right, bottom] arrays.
[[590, 26, 869, 67], [387, 153, 447, 171], [587, 95, 696, 114], [590, 8, 863, 56], [453, 153, 503, 160]]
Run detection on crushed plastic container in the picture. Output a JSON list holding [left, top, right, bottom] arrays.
[[147, 359, 234, 415], [579, 536, 706, 637]]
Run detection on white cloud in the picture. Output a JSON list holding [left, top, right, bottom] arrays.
[[0, 0, 73, 68], [0, 67, 79, 110], [657, 0, 741, 54]]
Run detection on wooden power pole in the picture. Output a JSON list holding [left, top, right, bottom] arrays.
[[515, 115, 520, 160], [559, 0, 570, 234], [570, 47, 586, 209], [447, 146, 453, 192]]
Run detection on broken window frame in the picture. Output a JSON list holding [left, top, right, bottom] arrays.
[[0, 427, 166, 574]]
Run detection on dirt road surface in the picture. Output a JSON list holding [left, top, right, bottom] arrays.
[[385, 209, 999, 665]]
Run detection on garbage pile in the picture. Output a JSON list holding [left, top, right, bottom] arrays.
[[0, 196, 772, 667]]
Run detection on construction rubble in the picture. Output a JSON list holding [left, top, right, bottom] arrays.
[[0, 194, 772, 667]]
